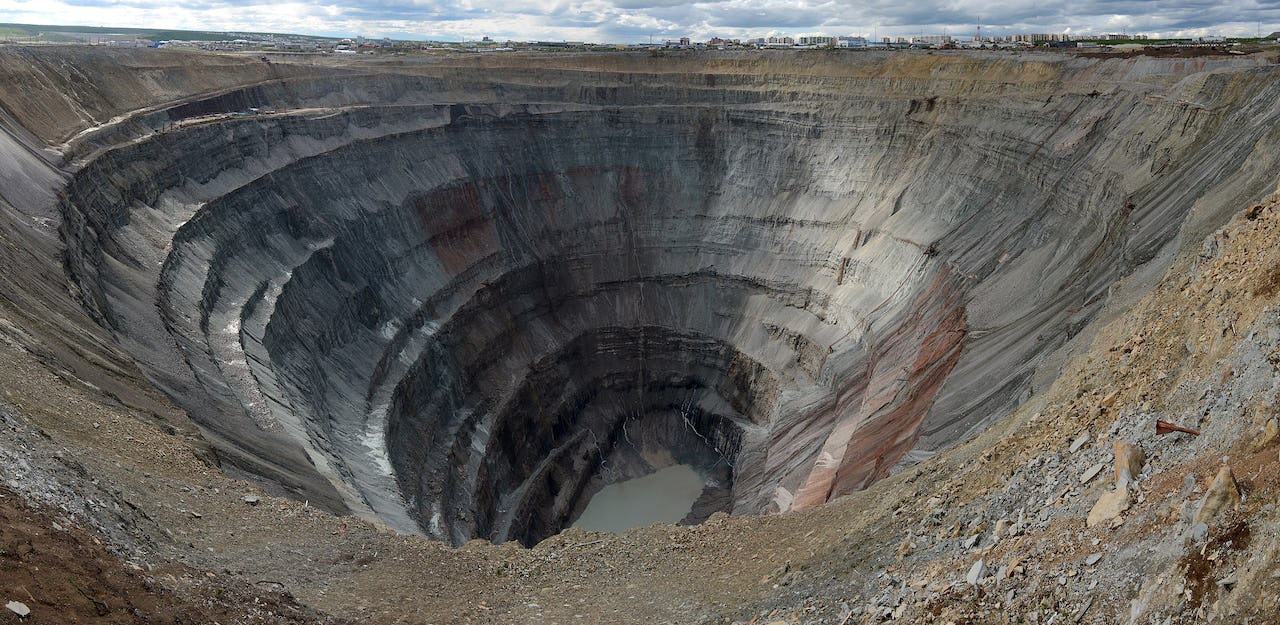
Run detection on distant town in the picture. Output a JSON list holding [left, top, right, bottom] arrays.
[[2, 22, 1278, 53], [637, 32, 1241, 50]]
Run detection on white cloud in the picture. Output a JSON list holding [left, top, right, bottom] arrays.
[[0, 0, 1276, 42]]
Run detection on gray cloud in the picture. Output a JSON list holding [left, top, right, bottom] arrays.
[[1, 0, 1277, 42]]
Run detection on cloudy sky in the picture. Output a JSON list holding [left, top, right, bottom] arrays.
[[0, 0, 1277, 43]]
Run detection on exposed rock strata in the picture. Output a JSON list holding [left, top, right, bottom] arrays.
[[4, 48, 1280, 544]]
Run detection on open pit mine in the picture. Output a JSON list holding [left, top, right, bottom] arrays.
[[2, 46, 1280, 624]]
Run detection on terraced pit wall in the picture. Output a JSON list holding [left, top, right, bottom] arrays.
[[3, 47, 1280, 546]]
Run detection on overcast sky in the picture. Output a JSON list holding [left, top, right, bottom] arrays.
[[1, 0, 1277, 43]]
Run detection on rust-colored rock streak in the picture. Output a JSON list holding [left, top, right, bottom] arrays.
[[415, 182, 499, 275], [793, 270, 966, 509]]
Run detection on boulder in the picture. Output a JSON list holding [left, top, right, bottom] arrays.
[[1114, 440, 1145, 488], [1080, 462, 1105, 485], [5, 601, 30, 617], [993, 519, 1011, 541], [1087, 486, 1130, 528], [1258, 418, 1279, 450], [966, 559, 987, 586], [1194, 464, 1241, 525]]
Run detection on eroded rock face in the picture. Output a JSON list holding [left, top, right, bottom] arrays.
[[10, 49, 1280, 545]]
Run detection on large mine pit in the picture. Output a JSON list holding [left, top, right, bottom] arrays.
[[7, 48, 1280, 562], [8, 45, 1280, 623]]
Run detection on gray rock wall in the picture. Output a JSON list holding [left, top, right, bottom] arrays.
[[23, 50, 1280, 544]]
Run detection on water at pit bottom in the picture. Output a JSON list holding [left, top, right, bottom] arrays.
[[571, 464, 704, 533]]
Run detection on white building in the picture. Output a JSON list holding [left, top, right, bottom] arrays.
[[910, 35, 952, 46], [1007, 33, 1067, 43], [799, 35, 836, 46]]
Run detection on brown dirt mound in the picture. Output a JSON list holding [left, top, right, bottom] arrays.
[[0, 485, 348, 625], [1076, 46, 1242, 59]]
